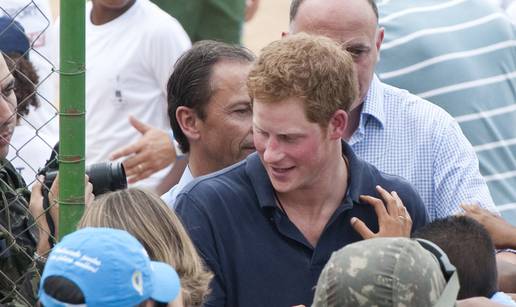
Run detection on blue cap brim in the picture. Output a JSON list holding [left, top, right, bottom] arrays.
[[150, 261, 181, 303]]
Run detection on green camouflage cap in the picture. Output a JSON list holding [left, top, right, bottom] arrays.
[[312, 237, 455, 307]]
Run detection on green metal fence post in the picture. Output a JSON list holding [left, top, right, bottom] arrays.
[[59, 0, 86, 237]]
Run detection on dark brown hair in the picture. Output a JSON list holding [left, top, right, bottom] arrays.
[[3, 52, 39, 120], [167, 40, 254, 153]]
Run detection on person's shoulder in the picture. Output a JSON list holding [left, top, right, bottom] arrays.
[[0, 158, 27, 190], [383, 83, 456, 138], [360, 158, 424, 208], [380, 81, 456, 129], [377, 169, 419, 198], [374, 166, 428, 222], [139, 0, 189, 33], [174, 159, 260, 222], [178, 159, 252, 201], [136, 1, 190, 52]]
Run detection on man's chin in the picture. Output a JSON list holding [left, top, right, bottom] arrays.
[[270, 180, 295, 194]]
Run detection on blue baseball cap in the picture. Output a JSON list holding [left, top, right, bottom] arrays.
[[38, 227, 181, 307], [0, 17, 30, 59]]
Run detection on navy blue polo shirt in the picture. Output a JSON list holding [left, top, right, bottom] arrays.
[[175, 141, 428, 307]]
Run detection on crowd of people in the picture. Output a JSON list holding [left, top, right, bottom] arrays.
[[0, 0, 516, 306]]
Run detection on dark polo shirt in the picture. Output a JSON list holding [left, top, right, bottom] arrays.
[[175, 141, 428, 307]]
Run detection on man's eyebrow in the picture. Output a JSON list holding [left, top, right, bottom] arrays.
[[224, 100, 252, 112], [229, 101, 252, 107], [278, 132, 304, 138], [344, 42, 370, 49]]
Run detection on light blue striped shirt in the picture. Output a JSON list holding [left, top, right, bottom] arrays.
[[376, 0, 516, 223], [350, 76, 496, 221]]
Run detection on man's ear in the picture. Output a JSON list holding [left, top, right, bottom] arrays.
[[328, 110, 348, 140], [375, 27, 385, 51], [176, 106, 201, 141]]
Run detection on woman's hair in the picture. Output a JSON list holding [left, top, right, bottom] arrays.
[[78, 188, 212, 307], [4, 52, 39, 120]]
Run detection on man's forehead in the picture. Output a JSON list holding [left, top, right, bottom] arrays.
[[291, 0, 377, 34], [295, 26, 372, 48], [252, 98, 314, 131], [209, 60, 251, 91]]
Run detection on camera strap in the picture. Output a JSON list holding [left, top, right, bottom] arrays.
[[40, 142, 59, 248], [42, 188, 56, 248]]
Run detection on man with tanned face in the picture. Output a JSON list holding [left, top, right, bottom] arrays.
[[289, 0, 496, 221], [176, 34, 428, 307], [162, 40, 255, 207]]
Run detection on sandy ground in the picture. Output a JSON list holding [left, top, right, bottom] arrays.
[[243, 0, 291, 54]]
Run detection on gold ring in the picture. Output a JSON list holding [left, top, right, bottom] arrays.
[[138, 164, 143, 172]]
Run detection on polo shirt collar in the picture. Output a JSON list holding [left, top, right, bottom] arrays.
[[360, 74, 385, 129], [245, 153, 277, 209], [245, 140, 368, 209]]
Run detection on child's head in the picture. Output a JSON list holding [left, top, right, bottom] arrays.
[[414, 215, 497, 299]]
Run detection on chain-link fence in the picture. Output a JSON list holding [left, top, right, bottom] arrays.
[[0, 1, 76, 305]]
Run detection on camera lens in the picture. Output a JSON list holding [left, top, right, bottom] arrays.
[[86, 161, 127, 195]]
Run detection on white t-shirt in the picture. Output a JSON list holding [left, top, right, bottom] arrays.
[[84, 0, 190, 190], [0, 0, 59, 138]]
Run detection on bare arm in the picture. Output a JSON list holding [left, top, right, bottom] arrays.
[[461, 204, 516, 249]]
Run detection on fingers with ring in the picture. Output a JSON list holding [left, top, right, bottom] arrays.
[[392, 191, 406, 216]]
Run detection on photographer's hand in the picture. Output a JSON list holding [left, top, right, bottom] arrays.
[[29, 176, 56, 256], [351, 185, 412, 239], [110, 116, 177, 184], [84, 175, 95, 207], [29, 175, 94, 255]]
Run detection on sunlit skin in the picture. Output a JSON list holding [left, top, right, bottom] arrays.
[[183, 60, 254, 177], [253, 97, 346, 194], [290, 0, 384, 137], [0, 54, 17, 159], [253, 97, 349, 245]]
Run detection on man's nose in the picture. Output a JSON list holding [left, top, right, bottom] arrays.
[[263, 137, 284, 163], [0, 97, 14, 127]]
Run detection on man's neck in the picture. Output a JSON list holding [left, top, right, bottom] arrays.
[[343, 103, 364, 140], [188, 151, 221, 178], [90, 0, 136, 25]]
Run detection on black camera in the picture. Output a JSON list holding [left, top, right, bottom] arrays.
[[38, 143, 128, 247], [42, 161, 127, 196], [39, 142, 128, 196]]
